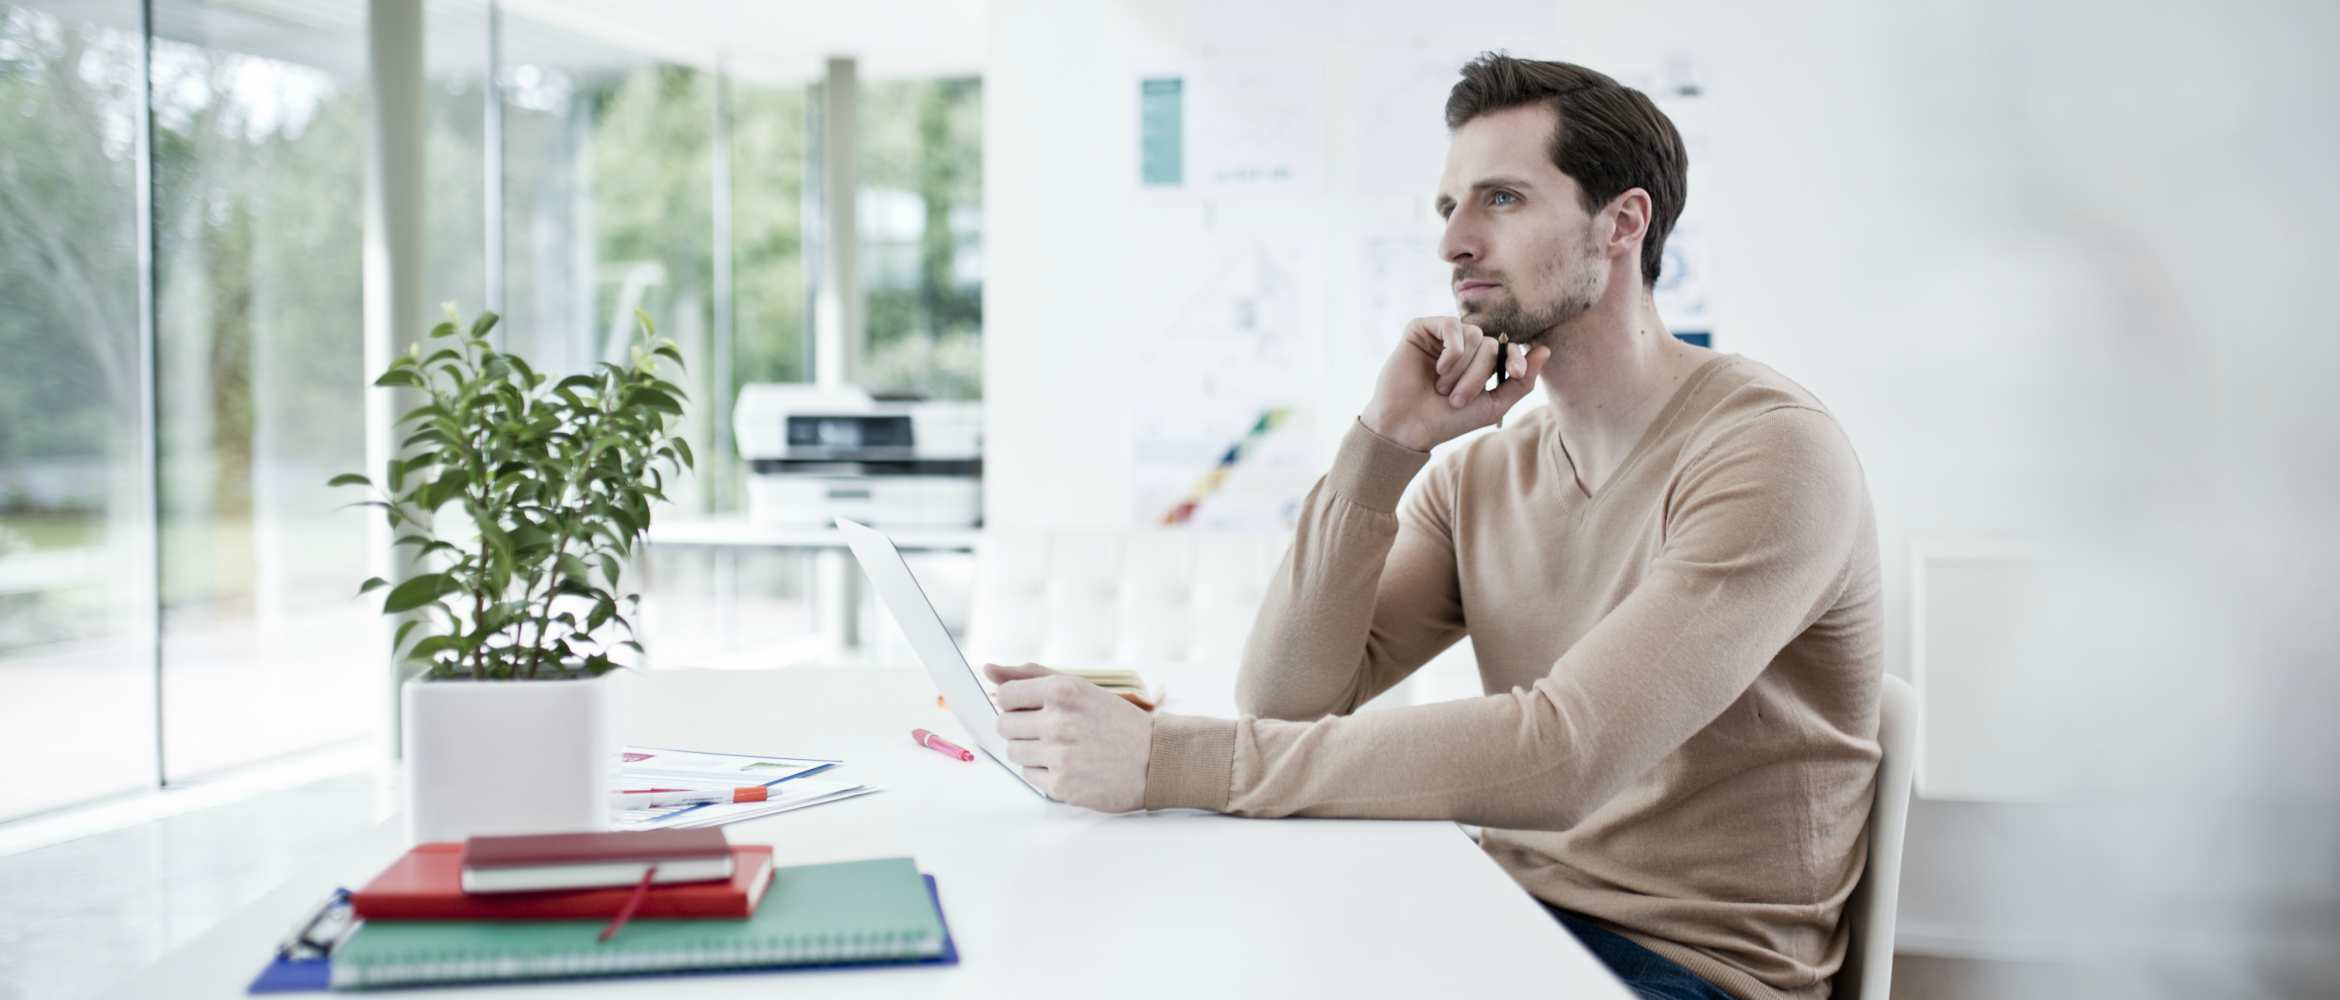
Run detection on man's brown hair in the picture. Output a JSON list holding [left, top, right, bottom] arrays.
[[1444, 53, 1687, 287]]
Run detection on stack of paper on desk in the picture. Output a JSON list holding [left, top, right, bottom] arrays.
[[613, 746, 879, 831]]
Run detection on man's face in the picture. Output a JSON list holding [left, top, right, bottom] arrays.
[[1435, 104, 1607, 345]]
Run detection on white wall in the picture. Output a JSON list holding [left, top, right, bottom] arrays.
[[985, 0, 2340, 985]]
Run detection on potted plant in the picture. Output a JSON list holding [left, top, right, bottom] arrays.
[[331, 305, 693, 842]]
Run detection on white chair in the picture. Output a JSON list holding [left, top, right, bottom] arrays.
[[1836, 673, 1918, 1000], [965, 528, 1475, 715], [966, 529, 1291, 717]]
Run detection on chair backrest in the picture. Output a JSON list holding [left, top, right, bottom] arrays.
[[1836, 673, 1917, 1000], [967, 529, 1290, 717]]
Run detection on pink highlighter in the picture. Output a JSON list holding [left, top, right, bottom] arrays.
[[912, 728, 974, 762]]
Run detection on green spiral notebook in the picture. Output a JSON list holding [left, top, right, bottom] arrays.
[[327, 856, 948, 990]]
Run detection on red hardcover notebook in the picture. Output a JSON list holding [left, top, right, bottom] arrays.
[[461, 828, 735, 892], [464, 828, 731, 869], [353, 843, 776, 920]]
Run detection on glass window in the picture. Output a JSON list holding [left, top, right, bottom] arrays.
[[495, 19, 599, 378], [725, 77, 810, 505], [498, 18, 719, 513], [0, 3, 989, 808], [150, 0, 374, 780], [0, 1, 156, 820], [424, 0, 488, 315], [634, 74, 821, 670], [858, 77, 982, 402]]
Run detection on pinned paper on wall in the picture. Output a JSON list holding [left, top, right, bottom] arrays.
[[1184, 56, 1319, 189], [1130, 238, 1320, 529], [1159, 408, 1292, 525], [1140, 77, 1184, 187]]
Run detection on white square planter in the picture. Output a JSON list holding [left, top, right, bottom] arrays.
[[401, 671, 615, 844]]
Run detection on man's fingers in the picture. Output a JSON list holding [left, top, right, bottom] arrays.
[[1000, 736, 1054, 768], [993, 678, 1051, 711], [1449, 337, 1499, 406], [982, 662, 1055, 685], [1476, 343, 1552, 413], [1434, 327, 1485, 396], [1020, 766, 1055, 794], [995, 708, 1043, 740]]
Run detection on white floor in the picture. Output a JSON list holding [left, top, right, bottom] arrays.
[[0, 767, 391, 1000]]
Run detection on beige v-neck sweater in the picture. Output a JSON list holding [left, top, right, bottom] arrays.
[[1142, 354, 1884, 1000]]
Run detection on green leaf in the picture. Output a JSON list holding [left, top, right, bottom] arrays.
[[631, 387, 683, 415], [428, 320, 459, 339], [470, 310, 501, 339], [651, 343, 685, 370], [432, 466, 473, 503], [401, 425, 453, 452], [556, 553, 590, 583], [382, 573, 459, 614], [598, 554, 621, 587], [671, 437, 694, 468], [356, 577, 388, 596], [392, 618, 423, 653], [407, 634, 461, 662], [327, 473, 370, 488], [634, 308, 655, 337], [373, 368, 426, 389]]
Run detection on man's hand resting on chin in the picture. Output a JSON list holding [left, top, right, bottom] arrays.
[[983, 662, 1153, 812]]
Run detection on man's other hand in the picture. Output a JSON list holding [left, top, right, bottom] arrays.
[[984, 662, 1152, 812], [1360, 316, 1551, 451]]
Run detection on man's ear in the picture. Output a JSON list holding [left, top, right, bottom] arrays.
[[1606, 188, 1652, 263]]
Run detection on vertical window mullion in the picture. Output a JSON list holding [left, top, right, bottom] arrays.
[[134, 0, 164, 790]]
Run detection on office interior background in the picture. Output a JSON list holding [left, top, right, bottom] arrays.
[[2, 0, 2336, 997]]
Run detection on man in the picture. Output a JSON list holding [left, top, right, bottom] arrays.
[[984, 53, 1883, 1000]]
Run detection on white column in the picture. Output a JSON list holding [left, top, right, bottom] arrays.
[[815, 56, 861, 388], [814, 57, 864, 651], [366, 0, 427, 759]]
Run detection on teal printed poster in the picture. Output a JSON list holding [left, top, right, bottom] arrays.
[[1141, 77, 1183, 187]]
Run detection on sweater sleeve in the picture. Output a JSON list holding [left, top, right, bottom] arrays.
[[1229, 418, 1466, 723], [1146, 407, 1865, 823]]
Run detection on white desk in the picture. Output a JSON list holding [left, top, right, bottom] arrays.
[[104, 668, 1630, 999]]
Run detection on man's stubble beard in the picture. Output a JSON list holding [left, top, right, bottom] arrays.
[[1470, 236, 1605, 348]]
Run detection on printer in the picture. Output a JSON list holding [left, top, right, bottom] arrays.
[[732, 384, 982, 528]]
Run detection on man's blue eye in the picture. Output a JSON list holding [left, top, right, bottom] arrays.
[[1490, 191, 1519, 206]]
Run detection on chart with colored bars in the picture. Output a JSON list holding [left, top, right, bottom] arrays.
[[1161, 408, 1291, 525]]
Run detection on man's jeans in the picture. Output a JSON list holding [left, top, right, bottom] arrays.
[[1545, 905, 1741, 1000]]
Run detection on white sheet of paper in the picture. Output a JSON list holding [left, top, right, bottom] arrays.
[[611, 774, 880, 831]]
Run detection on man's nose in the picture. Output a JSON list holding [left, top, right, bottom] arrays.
[[1439, 214, 1479, 265]]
